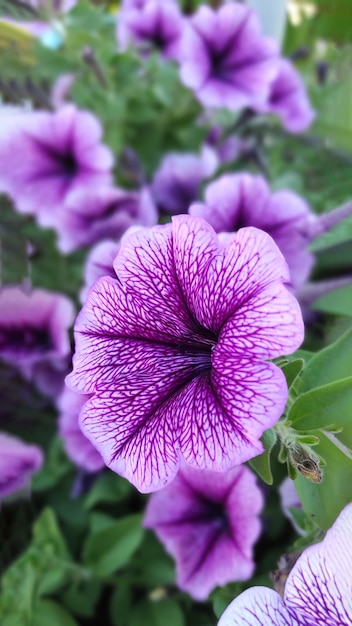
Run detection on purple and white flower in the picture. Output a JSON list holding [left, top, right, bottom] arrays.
[[151, 147, 218, 215], [144, 464, 263, 600], [67, 215, 304, 492], [217, 502, 352, 625], [0, 432, 43, 500], [254, 59, 315, 133], [117, 0, 184, 60], [189, 173, 315, 289], [55, 185, 157, 253], [58, 386, 104, 473], [0, 105, 113, 227], [0, 286, 74, 385], [179, 4, 279, 111]]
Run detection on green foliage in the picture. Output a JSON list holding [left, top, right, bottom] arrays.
[[129, 598, 184, 626], [82, 513, 144, 577], [248, 428, 277, 485]]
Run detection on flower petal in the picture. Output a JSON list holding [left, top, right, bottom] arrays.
[[285, 503, 352, 625], [217, 587, 303, 626]]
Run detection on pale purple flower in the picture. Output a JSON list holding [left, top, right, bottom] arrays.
[[217, 502, 352, 626], [279, 477, 305, 536], [0, 433, 43, 499], [179, 4, 279, 111], [144, 464, 263, 600], [254, 59, 315, 133], [55, 185, 157, 253], [0, 105, 113, 228], [117, 0, 184, 60], [0, 286, 74, 384], [67, 215, 304, 493], [189, 173, 315, 290], [80, 240, 121, 303], [151, 147, 218, 215], [58, 386, 104, 472], [50, 73, 75, 109]]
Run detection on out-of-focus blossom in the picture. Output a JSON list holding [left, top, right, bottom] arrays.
[[80, 240, 120, 303], [67, 215, 303, 493], [189, 173, 315, 290], [1, 1, 77, 40], [254, 59, 315, 133], [151, 147, 218, 215], [279, 477, 305, 536], [0, 433, 43, 500], [144, 464, 263, 599], [55, 186, 157, 253], [58, 386, 104, 472], [217, 502, 352, 626], [0, 286, 74, 388], [179, 4, 279, 111], [206, 127, 242, 165], [51, 73, 76, 109], [0, 105, 113, 228], [117, 0, 184, 60]]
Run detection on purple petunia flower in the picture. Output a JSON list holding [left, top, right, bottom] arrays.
[[179, 4, 279, 111], [0, 286, 74, 387], [0, 432, 43, 500], [117, 0, 184, 60], [0, 105, 113, 227], [55, 185, 157, 253], [58, 386, 104, 473], [67, 215, 304, 493], [144, 464, 263, 600], [151, 147, 218, 215], [217, 502, 352, 625], [189, 173, 315, 290], [254, 59, 315, 133], [80, 240, 121, 303]]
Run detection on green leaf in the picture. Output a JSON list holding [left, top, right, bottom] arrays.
[[130, 598, 184, 626], [109, 583, 133, 626], [59, 581, 102, 619], [281, 358, 304, 389], [248, 428, 277, 485], [288, 376, 352, 438], [82, 513, 144, 577], [297, 326, 352, 392], [312, 285, 352, 317], [32, 600, 78, 626], [84, 471, 131, 509], [295, 431, 352, 529]]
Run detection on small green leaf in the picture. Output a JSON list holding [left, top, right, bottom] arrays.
[[84, 471, 131, 509], [297, 325, 352, 393], [32, 599, 79, 626], [109, 583, 133, 626], [130, 598, 184, 626], [82, 513, 144, 577], [248, 429, 277, 485], [288, 376, 352, 439], [281, 359, 304, 389]]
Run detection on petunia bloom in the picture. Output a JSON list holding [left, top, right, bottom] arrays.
[[55, 185, 157, 253], [117, 0, 184, 60], [254, 59, 315, 133], [151, 147, 218, 215], [67, 215, 304, 493], [0, 105, 113, 228], [144, 464, 263, 600], [189, 173, 315, 290], [0, 286, 74, 388], [58, 386, 104, 473], [217, 502, 352, 625], [0, 433, 43, 500], [179, 4, 279, 111], [80, 240, 121, 303]]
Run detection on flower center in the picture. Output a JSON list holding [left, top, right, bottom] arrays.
[[0, 325, 53, 357]]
